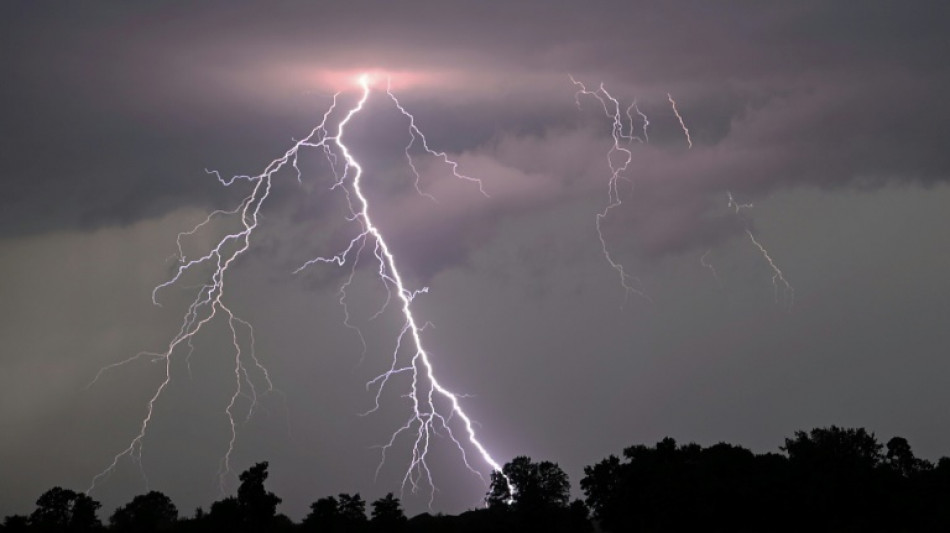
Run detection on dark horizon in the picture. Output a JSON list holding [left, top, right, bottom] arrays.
[[7, 426, 950, 532]]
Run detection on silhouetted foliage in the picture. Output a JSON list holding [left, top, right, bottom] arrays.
[[169, 507, 204, 533], [581, 426, 950, 533], [782, 426, 882, 470], [486, 456, 590, 532], [8, 427, 950, 532], [782, 426, 887, 531], [487, 455, 570, 511], [206, 497, 241, 532], [236, 461, 282, 531], [302, 495, 338, 531], [886, 436, 931, 477], [370, 493, 406, 532], [270, 513, 296, 533], [302, 493, 367, 532], [109, 491, 177, 533], [190, 462, 284, 533], [29, 487, 102, 533], [337, 493, 367, 526], [1, 515, 30, 533]]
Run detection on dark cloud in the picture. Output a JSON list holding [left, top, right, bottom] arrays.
[[3, 1, 948, 252]]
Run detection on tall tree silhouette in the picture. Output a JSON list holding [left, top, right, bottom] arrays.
[[203, 462, 282, 533], [236, 462, 282, 531]]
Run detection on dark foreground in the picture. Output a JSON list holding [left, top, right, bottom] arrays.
[[5, 426, 950, 532]]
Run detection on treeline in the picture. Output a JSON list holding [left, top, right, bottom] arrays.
[[4, 426, 950, 532], [583, 427, 950, 532]]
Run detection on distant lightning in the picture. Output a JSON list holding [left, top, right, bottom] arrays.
[[700, 250, 723, 287], [727, 191, 754, 214], [726, 191, 794, 307], [745, 229, 794, 307], [386, 79, 489, 200], [629, 99, 649, 143], [570, 75, 649, 303], [667, 93, 692, 149], [89, 73, 511, 505], [570, 80, 698, 302], [574, 82, 792, 309]]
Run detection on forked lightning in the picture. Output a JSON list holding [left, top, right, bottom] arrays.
[[89, 73, 512, 505]]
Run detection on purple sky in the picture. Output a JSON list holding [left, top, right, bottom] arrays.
[[2, 1, 950, 520]]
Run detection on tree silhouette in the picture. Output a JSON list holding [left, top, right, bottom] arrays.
[[7, 428, 950, 533], [236, 461, 282, 531], [302, 495, 339, 531], [337, 493, 367, 531], [582, 437, 788, 532], [578, 427, 950, 532], [200, 462, 283, 533], [206, 497, 241, 532], [885, 436, 930, 477], [485, 456, 587, 532], [29, 487, 102, 533], [370, 493, 406, 532], [782, 426, 883, 471], [579, 454, 625, 531], [487, 456, 570, 511], [109, 491, 178, 533], [1, 515, 29, 533], [302, 493, 366, 532], [782, 426, 886, 530]]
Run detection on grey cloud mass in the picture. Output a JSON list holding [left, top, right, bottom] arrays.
[[2, 0, 950, 522]]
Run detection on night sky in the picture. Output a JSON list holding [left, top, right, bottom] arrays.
[[3, 1, 950, 521]]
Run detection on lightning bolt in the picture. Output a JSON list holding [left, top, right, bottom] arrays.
[[296, 75, 512, 504], [727, 191, 754, 214], [700, 250, 723, 287], [88, 73, 512, 505], [571, 80, 699, 303], [385, 80, 489, 201], [667, 92, 692, 149], [630, 99, 650, 143], [726, 192, 794, 307], [574, 83, 792, 311], [745, 229, 794, 307], [570, 75, 650, 304]]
